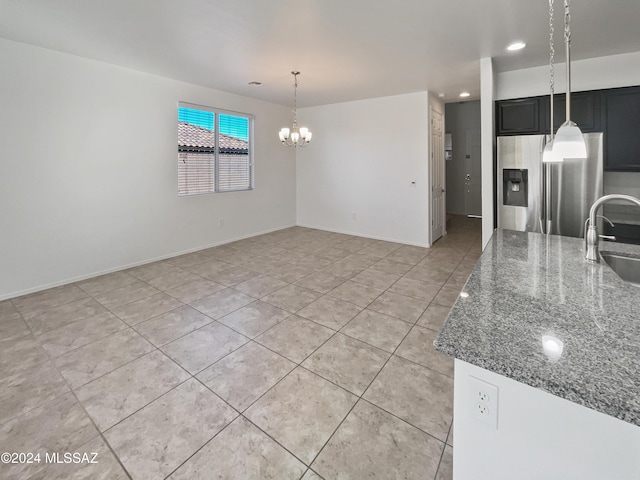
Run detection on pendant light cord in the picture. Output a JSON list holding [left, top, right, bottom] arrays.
[[550, 0, 586, 158], [549, 0, 555, 139], [564, 0, 571, 123]]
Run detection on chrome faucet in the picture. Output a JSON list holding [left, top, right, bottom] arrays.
[[584, 215, 615, 251], [585, 194, 640, 262]]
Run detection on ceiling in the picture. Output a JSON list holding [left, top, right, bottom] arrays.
[[1, 0, 639, 106]]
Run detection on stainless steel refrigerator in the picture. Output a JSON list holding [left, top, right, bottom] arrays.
[[497, 133, 603, 238]]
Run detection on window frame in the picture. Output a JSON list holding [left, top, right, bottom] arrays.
[[177, 101, 255, 196]]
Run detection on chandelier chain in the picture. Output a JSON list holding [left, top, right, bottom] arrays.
[[292, 72, 299, 125]]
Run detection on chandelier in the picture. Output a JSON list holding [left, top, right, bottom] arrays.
[[278, 71, 312, 147]]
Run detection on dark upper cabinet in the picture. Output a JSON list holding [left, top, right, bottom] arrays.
[[498, 91, 601, 135], [602, 86, 640, 171], [496, 86, 640, 170], [544, 91, 602, 133], [496, 98, 541, 135]]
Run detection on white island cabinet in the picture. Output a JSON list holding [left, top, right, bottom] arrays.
[[453, 360, 640, 480], [434, 230, 640, 480]]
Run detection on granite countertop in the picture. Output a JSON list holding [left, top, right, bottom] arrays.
[[434, 229, 640, 427]]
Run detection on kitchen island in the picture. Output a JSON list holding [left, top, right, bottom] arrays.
[[434, 229, 640, 480]]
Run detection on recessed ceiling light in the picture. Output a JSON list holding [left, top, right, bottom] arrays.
[[459, 92, 471, 98], [248, 81, 262, 86], [438, 93, 445, 98], [507, 41, 526, 51]]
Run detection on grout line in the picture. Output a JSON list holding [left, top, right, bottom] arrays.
[[305, 315, 419, 468], [299, 231, 483, 470], [178, 333, 343, 471], [0, 308, 64, 428], [31, 338, 137, 480], [5, 219, 481, 478], [10, 286, 91, 318], [357, 396, 450, 448], [161, 414, 240, 479], [239, 414, 313, 471]]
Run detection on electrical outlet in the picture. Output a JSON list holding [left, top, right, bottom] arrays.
[[469, 376, 498, 429], [218, 218, 224, 227], [352, 213, 357, 220], [475, 403, 490, 416]]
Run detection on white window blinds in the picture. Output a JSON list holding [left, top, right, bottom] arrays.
[[218, 113, 251, 191], [177, 103, 253, 196]]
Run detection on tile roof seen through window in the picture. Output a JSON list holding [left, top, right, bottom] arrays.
[[178, 121, 248, 153]]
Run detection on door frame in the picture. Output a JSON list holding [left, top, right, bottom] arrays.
[[430, 106, 446, 244]]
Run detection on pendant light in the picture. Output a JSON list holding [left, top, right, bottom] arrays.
[[278, 71, 312, 147], [552, 0, 587, 159], [543, 0, 562, 163]]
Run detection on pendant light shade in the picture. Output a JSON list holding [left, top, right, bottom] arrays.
[[542, 140, 563, 163], [552, 0, 587, 160], [552, 120, 587, 158]]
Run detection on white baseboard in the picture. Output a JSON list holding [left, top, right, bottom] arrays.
[[295, 223, 431, 248], [1, 223, 296, 302]]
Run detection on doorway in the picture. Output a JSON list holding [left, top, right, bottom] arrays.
[[464, 129, 482, 217], [444, 101, 482, 218]]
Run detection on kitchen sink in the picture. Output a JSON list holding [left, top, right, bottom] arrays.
[[601, 252, 640, 287]]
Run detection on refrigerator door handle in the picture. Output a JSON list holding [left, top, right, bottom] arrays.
[[539, 136, 547, 234]]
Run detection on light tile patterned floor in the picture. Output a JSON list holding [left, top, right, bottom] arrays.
[[0, 215, 481, 480]]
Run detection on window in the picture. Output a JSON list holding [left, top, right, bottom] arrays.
[[178, 102, 253, 196]]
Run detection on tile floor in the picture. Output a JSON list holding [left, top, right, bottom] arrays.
[[0, 215, 481, 480]]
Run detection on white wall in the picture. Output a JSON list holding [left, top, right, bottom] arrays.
[[0, 38, 296, 300], [295, 92, 431, 246], [496, 51, 640, 100], [453, 360, 640, 480], [480, 58, 495, 248]]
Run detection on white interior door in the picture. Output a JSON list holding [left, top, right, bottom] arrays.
[[431, 108, 445, 242], [464, 129, 482, 217]]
